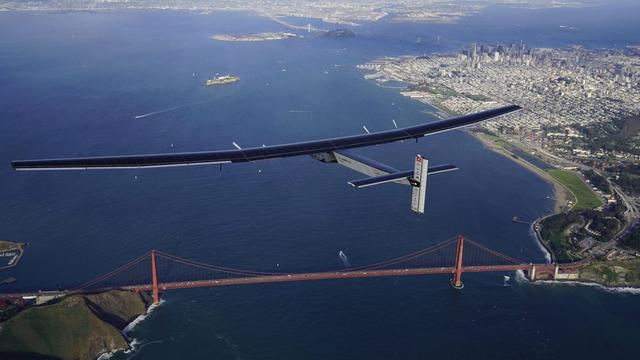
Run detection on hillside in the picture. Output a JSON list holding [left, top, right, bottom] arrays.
[[0, 290, 151, 360], [577, 260, 640, 287]]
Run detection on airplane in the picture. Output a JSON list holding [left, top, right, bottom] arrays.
[[11, 105, 521, 214]]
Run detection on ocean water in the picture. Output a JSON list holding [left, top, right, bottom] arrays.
[[0, 4, 639, 359]]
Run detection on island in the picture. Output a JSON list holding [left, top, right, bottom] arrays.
[[358, 43, 640, 287], [0, 289, 152, 360], [206, 75, 240, 86], [323, 28, 355, 39], [0, 240, 25, 270], [210, 32, 299, 42]]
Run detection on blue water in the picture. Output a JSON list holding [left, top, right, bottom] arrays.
[[0, 4, 639, 359]]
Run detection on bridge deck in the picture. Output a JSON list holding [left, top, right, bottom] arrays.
[[124, 264, 530, 292], [1, 264, 564, 299]]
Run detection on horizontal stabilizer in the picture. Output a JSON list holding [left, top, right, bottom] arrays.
[[424, 164, 458, 175], [349, 170, 413, 188], [348, 163, 457, 188], [333, 150, 399, 175]]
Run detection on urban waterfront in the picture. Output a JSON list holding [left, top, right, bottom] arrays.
[[1, 4, 640, 359]]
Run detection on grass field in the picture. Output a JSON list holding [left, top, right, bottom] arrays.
[[0, 240, 21, 251], [547, 169, 603, 210]]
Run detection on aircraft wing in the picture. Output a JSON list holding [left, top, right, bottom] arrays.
[[11, 105, 520, 170]]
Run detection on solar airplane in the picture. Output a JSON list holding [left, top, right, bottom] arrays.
[[12, 105, 521, 213]]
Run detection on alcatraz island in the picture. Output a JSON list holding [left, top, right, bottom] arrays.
[[359, 43, 640, 287], [206, 74, 240, 86]]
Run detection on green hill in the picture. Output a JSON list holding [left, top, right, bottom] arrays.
[[0, 290, 151, 360]]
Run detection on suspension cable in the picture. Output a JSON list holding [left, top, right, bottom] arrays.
[[71, 251, 151, 290], [464, 238, 525, 264], [347, 237, 458, 271], [155, 251, 285, 276]]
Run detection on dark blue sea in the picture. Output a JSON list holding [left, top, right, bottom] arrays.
[[1, 3, 640, 359]]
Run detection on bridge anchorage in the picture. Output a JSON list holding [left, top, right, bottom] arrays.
[[0, 236, 588, 304]]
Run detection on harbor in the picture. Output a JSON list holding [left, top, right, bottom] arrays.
[[0, 241, 25, 270]]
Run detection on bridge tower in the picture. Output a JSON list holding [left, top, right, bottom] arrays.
[[452, 235, 464, 289], [151, 250, 159, 304]]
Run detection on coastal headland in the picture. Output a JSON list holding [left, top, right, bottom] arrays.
[[0, 290, 152, 360]]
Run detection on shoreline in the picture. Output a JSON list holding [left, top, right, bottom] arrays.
[[469, 131, 568, 263], [97, 298, 164, 360], [469, 130, 573, 214], [0, 289, 153, 359], [529, 220, 553, 263], [532, 279, 640, 293]]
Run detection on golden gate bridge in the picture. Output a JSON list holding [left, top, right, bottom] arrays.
[[0, 236, 587, 305]]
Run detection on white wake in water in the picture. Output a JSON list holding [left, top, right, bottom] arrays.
[[123, 298, 164, 335], [514, 269, 529, 284], [529, 222, 551, 263], [534, 280, 640, 294], [97, 352, 114, 360], [96, 299, 165, 360], [134, 100, 210, 119], [123, 339, 164, 359], [338, 250, 351, 267], [514, 268, 640, 294], [213, 331, 242, 360]]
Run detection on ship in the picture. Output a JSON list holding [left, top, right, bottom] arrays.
[[205, 75, 240, 86]]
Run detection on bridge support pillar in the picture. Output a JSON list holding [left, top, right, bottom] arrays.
[[451, 235, 464, 289], [151, 250, 159, 305], [529, 264, 536, 281]]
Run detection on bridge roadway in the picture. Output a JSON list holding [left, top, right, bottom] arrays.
[[124, 264, 533, 292], [2, 263, 576, 300]]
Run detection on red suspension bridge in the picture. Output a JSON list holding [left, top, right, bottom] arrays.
[[1, 236, 587, 304]]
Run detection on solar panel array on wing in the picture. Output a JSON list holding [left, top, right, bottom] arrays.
[[12, 105, 520, 170]]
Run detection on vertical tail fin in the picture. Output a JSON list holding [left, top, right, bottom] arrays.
[[410, 155, 428, 214]]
